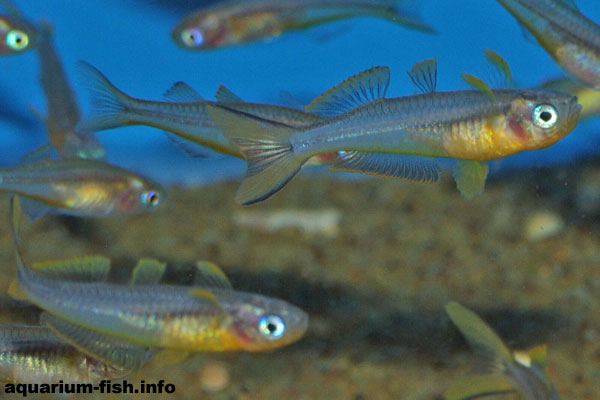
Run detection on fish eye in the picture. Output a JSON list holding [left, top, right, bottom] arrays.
[[6, 29, 29, 51], [181, 28, 204, 48], [141, 190, 160, 208], [532, 104, 558, 129], [258, 315, 285, 339]]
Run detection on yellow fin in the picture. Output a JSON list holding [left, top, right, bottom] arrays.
[[452, 160, 489, 200], [445, 302, 513, 363], [152, 349, 189, 366], [7, 279, 28, 301], [445, 374, 515, 400], [129, 258, 166, 285], [527, 344, 548, 369], [306, 67, 390, 117], [462, 73, 495, 99], [484, 49, 513, 89], [189, 289, 221, 307], [193, 261, 232, 289], [31, 256, 110, 282]]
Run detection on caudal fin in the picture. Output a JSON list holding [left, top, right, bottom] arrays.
[[76, 61, 135, 132], [206, 104, 304, 205]]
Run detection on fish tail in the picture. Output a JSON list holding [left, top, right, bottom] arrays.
[[76, 61, 136, 132], [206, 104, 305, 205], [375, 1, 436, 34]]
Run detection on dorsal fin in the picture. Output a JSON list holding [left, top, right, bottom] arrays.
[[527, 344, 548, 370], [193, 261, 232, 289], [484, 50, 513, 89], [462, 74, 495, 99], [306, 67, 390, 117], [129, 258, 166, 285], [215, 85, 243, 103], [407, 58, 437, 94], [31, 256, 111, 282], [163, 82, 204, 102]]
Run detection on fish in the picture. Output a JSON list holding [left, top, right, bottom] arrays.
[[76, 61, 326, 158], [541, 77, 600, 120], [172, 0, 435, 51], [36, 23, 105, 160], [0, 158, 164, 218], [207, 55, 582, 205], [0, 325, 137, 383], [0, 0, 36, 56], [8, 196, 308, 369], [445, 301, 561, 400], [495, 0, 600, 90]]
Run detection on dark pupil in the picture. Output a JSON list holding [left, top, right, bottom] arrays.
[[149, 194, 156, 203], [540, 111, 552, 122], [15, 37, 22, 43], [267, 323, 277, 333]]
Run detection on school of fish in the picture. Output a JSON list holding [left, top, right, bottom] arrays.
[[0, 0, 598, 396]]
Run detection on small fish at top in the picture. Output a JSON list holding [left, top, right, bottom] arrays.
[[495, 0, 600, 90], [207, 52, 582, 205], [445, 301, 561, 400], [8, 196, 308, 370], [0, 12, 36, 56], [36, 22, 105, 160], [0, 325, 138, 383], [541, 77, 600, 121], [0, 158, 164, 219], [76, 61, 331, 160], [172, 0, 435, 51]]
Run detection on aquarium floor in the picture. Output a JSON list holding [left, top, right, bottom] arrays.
[[0, 163, 598, 400]]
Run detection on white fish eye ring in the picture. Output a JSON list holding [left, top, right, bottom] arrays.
[[532, 104, 558, 128]]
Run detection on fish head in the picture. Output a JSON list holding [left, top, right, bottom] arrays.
[[502, 90, 581, 152], [222, 292, 308, 351], [172, 12, 227, 50], [0, 16, 37, 56], [117, 177, 165, 215]]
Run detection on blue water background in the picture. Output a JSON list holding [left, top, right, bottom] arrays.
[[1, 0, 599, 186]]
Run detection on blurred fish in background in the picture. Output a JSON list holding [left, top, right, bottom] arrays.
[[445, 302, 561, 400], [172, 0, 435, 51], [495, 0, 600, 90], [0, 325, 136, 383]]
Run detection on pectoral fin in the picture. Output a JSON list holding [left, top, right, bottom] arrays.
[[152, 349, 190, 366], [41, 312, 151, 371], [452, 160, 489, 199]]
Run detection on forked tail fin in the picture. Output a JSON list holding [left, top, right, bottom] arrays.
[[206, 104, 305, 205], [76, 61, 135, 133]]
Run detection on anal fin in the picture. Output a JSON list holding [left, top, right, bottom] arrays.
[[452, 160, 489, 199], [331, 151, 441, 183], [41, 312, 152, 371]]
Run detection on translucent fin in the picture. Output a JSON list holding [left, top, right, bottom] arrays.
[[19, 144, 54, 166], [445, 302, 513, 365], [163, 82, 203, 102], [445, 374, 515, 400], [306, 67, 390, 117], [19, 197, 51, 222], [76, 61, 134, 133], [129, 258, 166, 285], [462, 74, 495, 99], [484, 50, 513, 89], [152, 349, 189, 366], [31, 255, 111, 282], [452, 160, 489, 199], [7, 279, 27, 301], [279, 90, 304, 110], [215, 85, 243, 103], [557, 0, 579, 10], [40, 312, 150, 371], [165, 133, 214, 158], [193, 261, 232, 289], [188, 289, 222, 308], [331, 151, 441, 183], [206, 104, 304, 205], [371, 5, 436, 34], [407, 59, 437, 94]]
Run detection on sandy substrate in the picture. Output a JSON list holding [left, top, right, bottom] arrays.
[[0, 163, 598, 399]]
